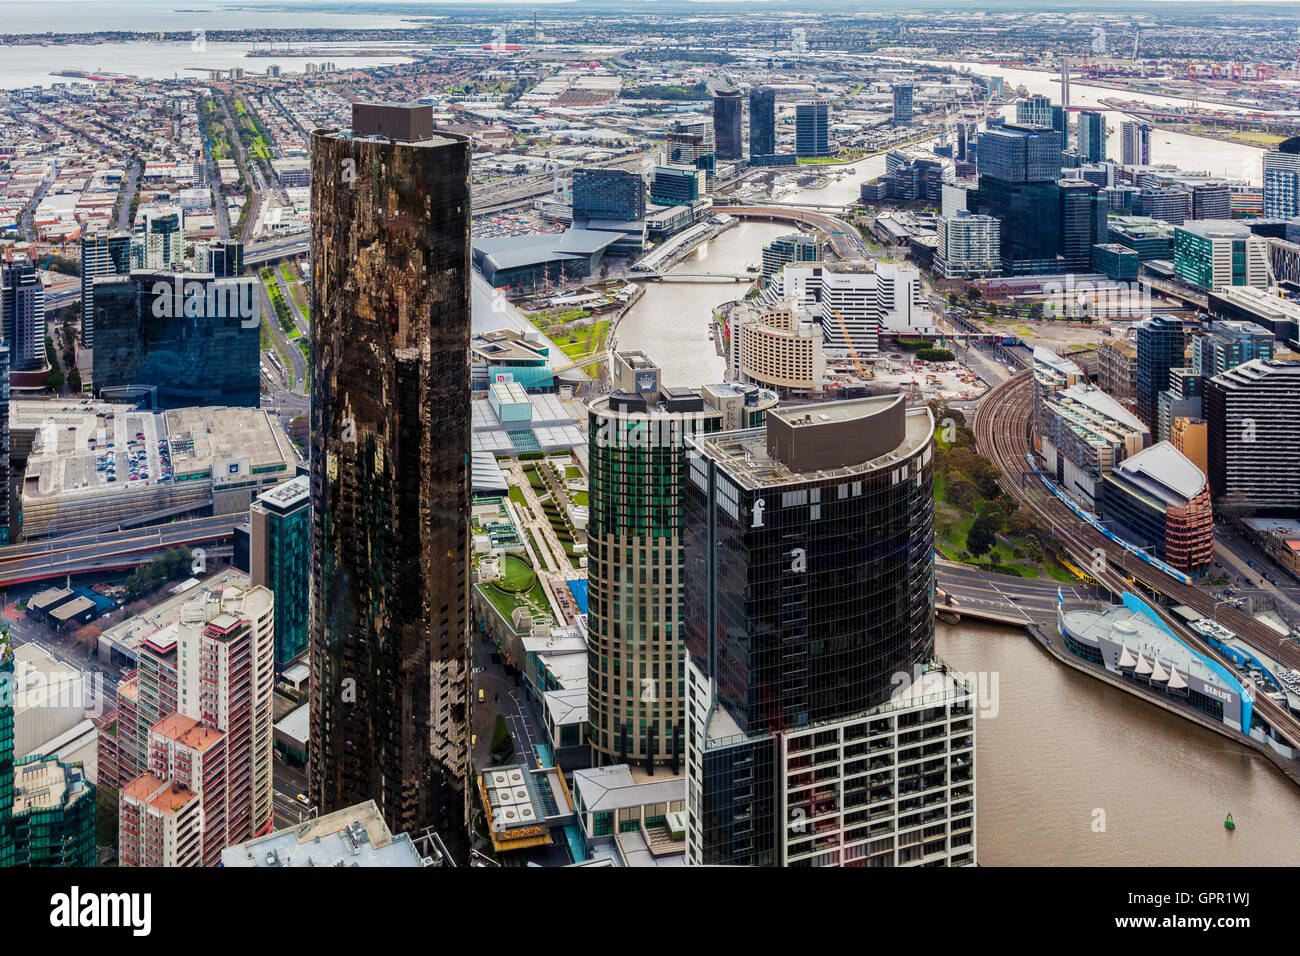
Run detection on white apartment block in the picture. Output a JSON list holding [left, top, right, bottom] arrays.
[[936, 215, 1001, 279], [764, 261, 934, 355]]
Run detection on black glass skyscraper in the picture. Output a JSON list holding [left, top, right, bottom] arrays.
[[90, 270, 260, 407], [795, 101, 830, 158], [309, 103, 472, 861], [682, 398, 967, 867], [1135, 314, 1185, 431], [713, 88, 744, 161], [749, 87, 777, 159]]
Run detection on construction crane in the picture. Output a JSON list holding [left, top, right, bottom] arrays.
[[831, 308, 872, 380]]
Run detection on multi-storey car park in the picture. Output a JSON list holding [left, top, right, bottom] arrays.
[[13, 399, 298, 540]]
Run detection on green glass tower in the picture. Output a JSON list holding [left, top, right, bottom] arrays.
[[586, 352, 777, 771], [250, 474, 310, 672], [0, 637, 96, 867]]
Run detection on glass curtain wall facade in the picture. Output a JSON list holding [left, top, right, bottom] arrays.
[[308, 104, 472, 862], [683, 399, 967, 867]]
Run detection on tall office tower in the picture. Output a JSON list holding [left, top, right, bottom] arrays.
[[749, 87, 777, 159], [249, 474, 310, 673], [309, 102, 472, 861], [0, 344, 7, 546], [795, 100, 830, 158], [587, 352, 778, 769], [684, 398, 976, 867], [0, 252, 45, 372], [1121, 121, 1152, 167], [974, 124, 1064, 275], [892, 84, 914, 124], [1051, 106, 1068, 137], [1205, 359, 1300, 508], [1135, 315, 1185, 431], [1174, 221, 1268, 292], [140, 205, 185, 270], [571, 168, 646, 221], [115, 585, 276, 866], [1015, 94, 1053, 128], [1076, 111, 1106, 163], [0, 637, 97, 867], [79, 229, 132, 347], [91, 270, 260, 407], [650, 165, 706, 206], [1058, 179, 1108, 273], [1191, 182, 1232, 221], [1263, 137, 1300, 220], [713, 88, 744, 161], [195, 237, 244, 278], [665, 115, 716, 172]]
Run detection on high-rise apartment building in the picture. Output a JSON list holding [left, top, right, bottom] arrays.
[[249, 474, 310, 673], [892, 84, 914, 124], [1121, 121, 1151, 166], [761, 233, 823, 276], [1135, 315, 1186, 432], [1205, 359, 1300, 509], [79, 229, 132, 348], [113, 584, 275, 866], [0, 252, 45, 373], [749, 87, 777, 159], [1076, 110, 1106, 163], [1097, 338, 1139, 407], [309, 102, 472, 861], [194, 237, 244, 278], [571, 168, 646, 222], [713, 88, 744, 161], [1263, 138, 1300, 220], [90, 270, 260, 408], [683, 398, 976, 867], [936, 215, 1002, 279], [1191, 182, 1232, 221], [586, 352, 778, 768], [139, 205, 185, 271], [795, 101, 830, 158]]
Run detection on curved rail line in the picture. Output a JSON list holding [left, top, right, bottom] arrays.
[[973, 367, 1300, 747]]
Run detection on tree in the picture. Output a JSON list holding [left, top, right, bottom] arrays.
[[943, 479, 979, 511], [967, 513, 999, 559], [45, 369, 64, 392], [67, 368, 82, 393]]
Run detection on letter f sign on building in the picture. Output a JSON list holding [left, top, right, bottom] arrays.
[[751, 498, 766, 528]]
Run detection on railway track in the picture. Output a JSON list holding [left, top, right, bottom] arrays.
[[973, 368, 1300, 748]]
